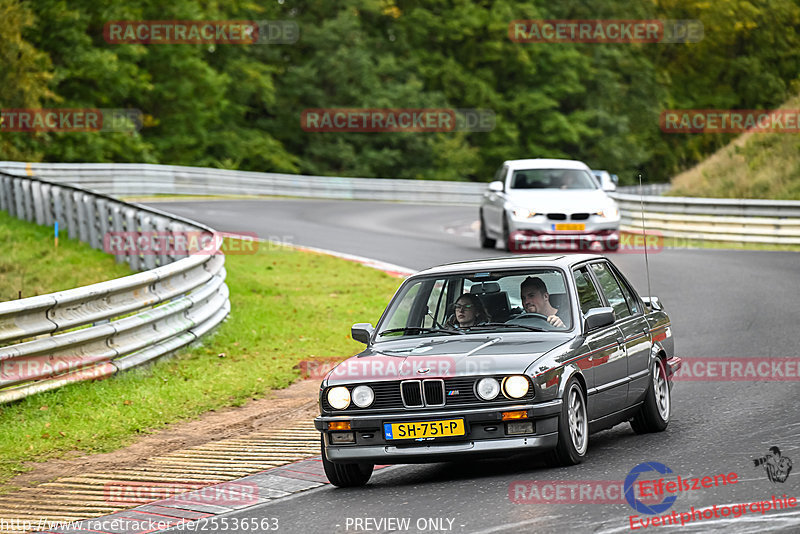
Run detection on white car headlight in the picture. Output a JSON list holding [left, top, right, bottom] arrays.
[[477, 377, 501, 400], [503, 375, 530, 399], [327, 386, 351, 410], [511, 207, 537, 219], [595, 206, 619, 219], [351, 385, 374, 408]]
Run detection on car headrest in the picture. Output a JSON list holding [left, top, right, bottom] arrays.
[[470, 282, 501, 294]]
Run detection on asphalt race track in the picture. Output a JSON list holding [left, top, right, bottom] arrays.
[[151, 198, 800, 534]]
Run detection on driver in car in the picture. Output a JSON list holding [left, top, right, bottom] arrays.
[[520, 276, 567, 328]]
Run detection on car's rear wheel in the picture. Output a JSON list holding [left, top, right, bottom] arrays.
[[547, 378, 588, 466], [479, 213, 496, 248], [321, 437, 373, 487], [630, 357, 671, 434]]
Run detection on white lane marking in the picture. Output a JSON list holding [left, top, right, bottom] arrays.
[[220, 232, 415, 277]]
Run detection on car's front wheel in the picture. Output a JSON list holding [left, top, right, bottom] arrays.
[[321, 437, 374, 487], [547, 377, 588, 466], [479, 212, 496, 249], [630, 357, 671, 434], [502, 216, 513, 252]]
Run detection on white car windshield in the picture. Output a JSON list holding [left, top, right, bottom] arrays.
[[510, 169, 598, 190], [376, 269, 572, 340]]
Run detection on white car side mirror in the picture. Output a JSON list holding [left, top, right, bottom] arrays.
[[488, 181, 504, 192]]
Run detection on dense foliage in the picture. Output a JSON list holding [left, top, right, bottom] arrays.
[[1, 0, 799, 184]]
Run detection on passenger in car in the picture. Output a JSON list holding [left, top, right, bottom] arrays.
[[520, 276, 568, 328], [445, 294, 490, 329]]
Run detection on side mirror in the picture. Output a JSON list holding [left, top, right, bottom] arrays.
[[642, 297, 663, 311], [351, 323, 374, 344], [611, 174, 619, 185], [583, 307, 615, 332], [488, 181, 504, 193]]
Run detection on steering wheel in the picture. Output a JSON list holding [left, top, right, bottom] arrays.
[[513, 312, 549, 321]]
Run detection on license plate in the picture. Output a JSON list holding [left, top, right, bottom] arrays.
[[384, 419, 465, 440], [554, 223, 585, 231]]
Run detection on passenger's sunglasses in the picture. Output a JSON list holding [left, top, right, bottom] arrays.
[[454, 304, 473, 311]]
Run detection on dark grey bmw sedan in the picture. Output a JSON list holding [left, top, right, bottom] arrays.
[[314, 254, 681, 487]]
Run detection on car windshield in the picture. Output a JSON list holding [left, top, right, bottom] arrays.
[[376, 269, 572, 340], [510, 169, 598, 190]]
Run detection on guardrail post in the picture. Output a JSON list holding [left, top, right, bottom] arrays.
[[76, 192, 90, 244], [138, 212, 157, 270], [87, 197, 101, 250], [31, 181, 46, 225], [52, 186, 65, 235], [123, 206, 140, 271], [109, 202, 125, 264], [13, 178, 25, 219], [40, 184, 53, 226]]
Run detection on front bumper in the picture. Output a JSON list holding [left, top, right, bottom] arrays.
[[316, 400, 562, 464]]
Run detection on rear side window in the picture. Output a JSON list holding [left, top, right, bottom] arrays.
[[610, 267, 641, 315], [573, 268, 603, 315], [590, 262, 631, 320]]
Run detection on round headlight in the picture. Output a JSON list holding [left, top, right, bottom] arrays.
[[352, 385, 374, 408], [504, 375, 530, 399], [477, 377, 500, 400], [327, 386, 351, 410]]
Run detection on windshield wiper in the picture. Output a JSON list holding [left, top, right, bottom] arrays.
[[378, 326, 464, 336], [466, 322, 548, 333]]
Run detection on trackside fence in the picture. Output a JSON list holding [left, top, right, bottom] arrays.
[[0, 171, 230, 403], [2, 161, 799, 245]]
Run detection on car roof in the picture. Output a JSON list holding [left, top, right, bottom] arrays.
[[503, 159, 591, 171], [410, 254, 604, 278]]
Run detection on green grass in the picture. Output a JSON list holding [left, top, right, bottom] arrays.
[[669, 95, 800, 200], [0, 211, 134, 301], [0, 237, 401, 487]]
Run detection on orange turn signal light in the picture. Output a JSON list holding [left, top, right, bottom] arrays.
[[328, 421, 351, 431], [502, 410, 528, 421]]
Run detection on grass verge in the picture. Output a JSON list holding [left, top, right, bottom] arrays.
[[0, 211, 134, 301], [0, 238, 401, 486]]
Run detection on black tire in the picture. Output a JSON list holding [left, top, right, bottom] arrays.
[[321, 437, 373, 487], [479, 213, 496, 249], [547, 377, 588, 466], [502, 216, 513, 252], [630, 357, 671, 434]]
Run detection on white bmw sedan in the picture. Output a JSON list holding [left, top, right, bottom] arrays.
[[479, 159, 620, 252]]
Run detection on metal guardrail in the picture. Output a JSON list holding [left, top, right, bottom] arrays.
[[2, 161, 799, 245], [0, 171, 230, 403]]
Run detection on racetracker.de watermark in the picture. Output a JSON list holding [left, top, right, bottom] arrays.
[[510, 480, 662, 504], [661, 109, 800, 133], [300, 108, 495, 132], [509, 20, 703, 43], [0, 109, 142, 132], [672, 357, 800, 381], [103, 231, 258, 256], [104, 480, 259, 506], [104, 20, 298, 44]]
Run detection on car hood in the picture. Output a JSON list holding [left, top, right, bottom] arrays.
[[324, 335, 574, 385], [506, 189, 613, 211]]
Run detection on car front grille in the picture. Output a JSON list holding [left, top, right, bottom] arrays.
[[571, 213, 590, 220], [401, 380, 423, 407], [322, 376, 535, 413], [547, 213, 567, 220]]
